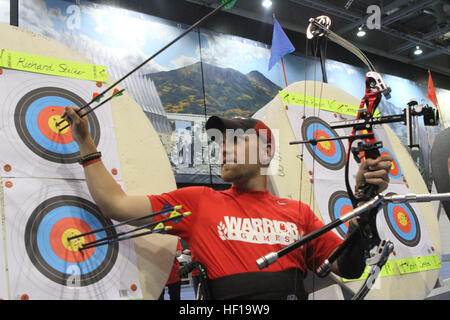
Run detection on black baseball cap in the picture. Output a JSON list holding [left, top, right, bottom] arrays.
[[205, 116, 274, 151]]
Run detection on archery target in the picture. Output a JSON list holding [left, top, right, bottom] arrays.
[[24, 195, 118, 287], [14, 87, 100, 164], [284, 106, 349, 182], [3, 178, 142, 300], [328, 190, 354, 238], [382, 192, 421, 247], [301, 116, 346, 171], [0, 69, 121, 180]]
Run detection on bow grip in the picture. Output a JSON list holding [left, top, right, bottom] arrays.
[[354, 143, 382, 201]]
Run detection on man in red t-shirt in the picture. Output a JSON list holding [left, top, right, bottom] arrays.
[[63, 108, 392, 299]]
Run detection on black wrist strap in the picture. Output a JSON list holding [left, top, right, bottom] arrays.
[[78, 151, 102, 165]]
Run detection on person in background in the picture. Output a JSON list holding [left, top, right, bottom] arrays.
[[159, 239, 183, 300]]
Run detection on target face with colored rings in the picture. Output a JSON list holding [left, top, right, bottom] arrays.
[[14, 87, 100, 164], [383, 193, 421, 247], [301, 117, 346, 170], [24, 195, 118, 287], [328, 191, 354, 238], [379, 148, 402, 179]]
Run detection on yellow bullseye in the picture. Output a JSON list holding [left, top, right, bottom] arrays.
[[48, 115, 69, 135], [397, 212, 408, 227], [318, 135, 331, 151], [62, 228, 85, 251]]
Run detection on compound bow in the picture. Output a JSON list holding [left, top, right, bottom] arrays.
[[257, 15, 443, 300]]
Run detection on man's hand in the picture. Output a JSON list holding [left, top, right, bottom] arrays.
[[61, 106, 91, 145], [355, 154, 393, 194]]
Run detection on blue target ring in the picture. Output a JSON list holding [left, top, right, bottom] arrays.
[[36, 207, 108, 274], [301, 117, 345, 170], [383, 193, 420, 247], [25, 195, 118, 287], [328, 191, 353, 238], [14, 87, 100, 164]]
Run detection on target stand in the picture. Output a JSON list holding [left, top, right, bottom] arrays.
[[0, 24, 179, 300]]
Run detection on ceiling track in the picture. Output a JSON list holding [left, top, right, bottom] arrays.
[[180, 0, 450, 76]]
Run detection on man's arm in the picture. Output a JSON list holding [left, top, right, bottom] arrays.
[[62, 106, 153, 226]]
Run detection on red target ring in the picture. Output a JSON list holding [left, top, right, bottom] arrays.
[[49, 217, 96, 263], [313, 130, 336, 157], [340, 205, 353, 229], [37, 105, 73, 144], [392, 206, 412, 234]]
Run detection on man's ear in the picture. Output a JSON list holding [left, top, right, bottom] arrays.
[[259, 141, 273, 167]]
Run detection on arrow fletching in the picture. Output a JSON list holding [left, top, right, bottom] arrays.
[[222, 0, 236, 9]]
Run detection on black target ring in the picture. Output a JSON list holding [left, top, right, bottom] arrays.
[[328, 190, 354, 238], [24, 195, 118, 287]]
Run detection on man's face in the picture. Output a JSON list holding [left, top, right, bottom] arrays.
[[220, 132, 270, 183]]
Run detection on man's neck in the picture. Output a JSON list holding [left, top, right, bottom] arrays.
[[232, 175, 267, 192]]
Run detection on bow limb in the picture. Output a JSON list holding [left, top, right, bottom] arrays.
[[306, 16, 391, 300]]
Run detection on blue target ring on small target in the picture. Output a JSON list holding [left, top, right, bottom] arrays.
[[301, 117, 345, 170], [14, 87, 100, 163], [328, 191, 354, 238], [25, 195, 118, 287]]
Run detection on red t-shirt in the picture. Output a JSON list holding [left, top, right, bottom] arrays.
[[149, 186, 342, 280]]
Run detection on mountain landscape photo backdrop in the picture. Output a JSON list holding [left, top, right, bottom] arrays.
[[149, 61, 281, 118]]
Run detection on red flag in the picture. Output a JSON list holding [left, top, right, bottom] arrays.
[[427, 70, 439, 108]]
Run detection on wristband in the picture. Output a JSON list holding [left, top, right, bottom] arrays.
[[78, 151, 102, 165], [82, 157, 102, 168]]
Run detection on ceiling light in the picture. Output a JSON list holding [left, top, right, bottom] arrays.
[[414, 46, 423, 55], [262, 0, 272, 8], [356, 26, 366, 37]]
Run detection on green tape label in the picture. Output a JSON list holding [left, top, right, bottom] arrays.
[[396, 255, 441, 274], [342, 254, 441, 282], [0, 49, 107, 82], [279, 90, 381, 117]]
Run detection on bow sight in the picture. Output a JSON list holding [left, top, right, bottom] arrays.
[[330, 99, 440, 150]]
